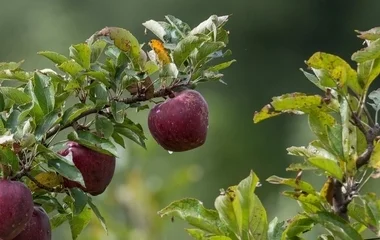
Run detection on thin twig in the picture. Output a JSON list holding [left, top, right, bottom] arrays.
[[45, 84, 189, 140]]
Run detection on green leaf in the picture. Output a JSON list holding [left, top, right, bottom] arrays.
[[348, 202, 375, 232], [0, 70, 32, 82], [58, 60, 84, 76], [95, 116, 114, 138], [190, 15, 229, 35], [37, 51, 69, 65], [50, 213, 69, 230], [113, 118, 146, 148], [306, 52, 362, 94], [267, 217, 285, 240], [308, 111, 336, 149], [186, 229, 232, 240], [88, 197, 108, 233], [37, 144, 85, 186], [142, 20, 168, 42], [282, 191, 325, 213], [266, 176, 317, 194], [69, 43, 91, 69], [62, 103, 94, 125], [357, 58, 380, 87], [5, 110, 20, 133], [286, 162, 317, 172], [237, 171, 267, 240], [69, 188, 88, 215], [67, 130, 118, 156], [195, 42, 226, 66], [0, 87, 31, 105], [158, 198, 228, 235], [69, 206, 92, 240], [356, 27, 380, 41], [90, 39, 107, 63], [173, 35, 205, 67], [111, 132, 125, 147], [370, 140, 380, 169], [326, 124, 344, 160], [0, 60, 24, 71], [0, 145, 19, 171], [207, 60, 236, 72], [165, 15, 191, 37], [34, 72, 55, 114], [300, 68, 326, 91], [214, 186, 243, 237], [111, 101, 127, 123], [254, 93, 333, 123], [287, 140, 337, 161], [352, 38, 380, 63], [368, 88, 380, 112], [309, 211, 363, 240], [84, 71, 110, 86], [282, 214, 314, 238], [307, 156, 343, 181], [35, 109, 61, 141], [160, 63, 179, 79]]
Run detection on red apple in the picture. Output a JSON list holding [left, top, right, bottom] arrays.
[[58, 141, 116, 196], [0, 180, 33, 240], [148, 89, 209, 152], [13, 206, 51, 240]]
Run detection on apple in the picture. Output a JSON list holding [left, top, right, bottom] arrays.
[[58, 141, 116, 196], [13, 206, 51, 240], [0, 180, 33, 240], [148, 89, 209, 152]]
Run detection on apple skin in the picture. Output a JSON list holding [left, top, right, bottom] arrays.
[[148, 89, 209, 152], [58, 141, 116, 196], [13, 206, 51, 240], [0, 180, 33, 240]]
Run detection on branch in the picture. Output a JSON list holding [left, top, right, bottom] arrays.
[[45, 85, 187, 140], [332, 114, 380, 219], [331, 179, 349, 220]]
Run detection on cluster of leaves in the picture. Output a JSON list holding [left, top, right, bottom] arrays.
[[160, 27, 380, 239], [0, 15, 234, 239]]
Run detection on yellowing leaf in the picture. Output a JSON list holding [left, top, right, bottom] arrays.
[[28, 171, 63, 192], [369, 140, 380, 169], [149, 39, 171, 65], [306, 52, 362, 94]]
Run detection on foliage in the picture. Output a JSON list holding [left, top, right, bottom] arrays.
[[0, 15, 234, 239], [160, 27, 380, 239]]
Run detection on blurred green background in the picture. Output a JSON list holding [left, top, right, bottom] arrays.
[[1, 0, 380, 239]]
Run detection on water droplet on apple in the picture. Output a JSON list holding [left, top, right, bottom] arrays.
[[168, 151, 173, 154]]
